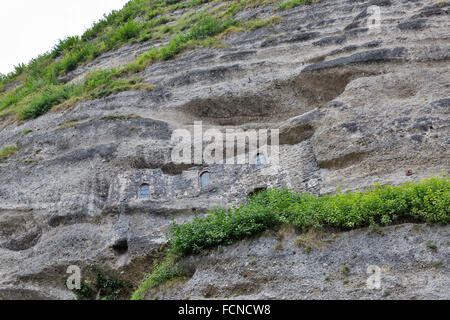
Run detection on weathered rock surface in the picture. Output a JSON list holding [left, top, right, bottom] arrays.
[[0, 0, 449, 299], [148, 223, 450, 300]]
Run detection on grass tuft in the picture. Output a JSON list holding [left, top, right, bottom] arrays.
[[279, 0, 313, 10], [131, 254, 182, 300], [20, 85, 77, 120], [0, 146, 19, 162]]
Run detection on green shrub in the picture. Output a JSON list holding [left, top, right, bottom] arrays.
[[22, 129, 33, 136], [169, 177, 450, 255], [245, 16, 282, 31], [116, 19, 144, 41], [146, 9, 160, 21], [139, 33, 152, 42], [67, 265, 132, 300], [125, 48, 160, 73], [118, 0, 150, 23], [159, 33, 189, 60], [83, 69, 118, 91], [0, 146, 19, 162], [131, 255, 182, 300], [0, 92, 20, 111], [51, 36, 81, 58], [13, 63, 26, 76], [103, 19, 145, 49], [148, 16, 170, 28], [165, 0, 183, 5], [427, 240, 438, 251], [20, 85, 76, 119], [188, 0, 212, 7], [83, 69, 144, 99], [60, 43, 99, 73], [279, 0, 313, 10], [189, 15, 235, 40], [82, 18, 109, 41]]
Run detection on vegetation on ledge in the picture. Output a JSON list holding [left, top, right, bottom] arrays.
[[19, 69, 151, 120], [131, 176, 449, 299], [131, 254, 184, 301], [168, 176, 450, 255]]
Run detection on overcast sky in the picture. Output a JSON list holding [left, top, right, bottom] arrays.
[[0, 0, 130, 75]]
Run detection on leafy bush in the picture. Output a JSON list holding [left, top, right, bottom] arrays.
[[82, 18, 109, 41], [19, 85, 77, 119], [60, 43, 100, 73], [13, 63, 26, 76], [83, 69, 145, 99], [245, 16, 282, 31], [165, 0, 183, 5], [188, 0, 212, 7], [0, 146, 19, 162], [0, 92, 20, 111], [83, 69, 118, 91], [190, 15, 235, 40], [279, 0, 313, 10], [139, 33, 152, 42], [146, 9, 158, 21], [148, 16, 170, 28], [67, 265, 132, 300], [22, 129, 33, 136], [169, 177, 450, 255], [116, 19, 144, 41], [51, 36, 81, 58], [119, 0, 150, 23], [131, 255, 182, 300], [159, 32, 190, 60]]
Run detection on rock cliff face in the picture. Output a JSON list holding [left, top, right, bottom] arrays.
[[0, 0, 449, 299]]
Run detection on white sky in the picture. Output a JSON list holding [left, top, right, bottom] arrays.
[[0, 0, 130, 75]]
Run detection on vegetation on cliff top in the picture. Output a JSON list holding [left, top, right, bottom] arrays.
[[131, 176, 450, 299], [0, 0, 316, 123]]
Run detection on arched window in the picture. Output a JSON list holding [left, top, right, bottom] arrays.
[[200, 171, 210, 188], [255, 153, 266, 169], [138, 183, 150, 199]]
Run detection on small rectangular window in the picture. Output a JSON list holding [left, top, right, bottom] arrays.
[[256, 154, 266, 169], [139, 184, 150, 199], [200, 172, 210, 188]]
